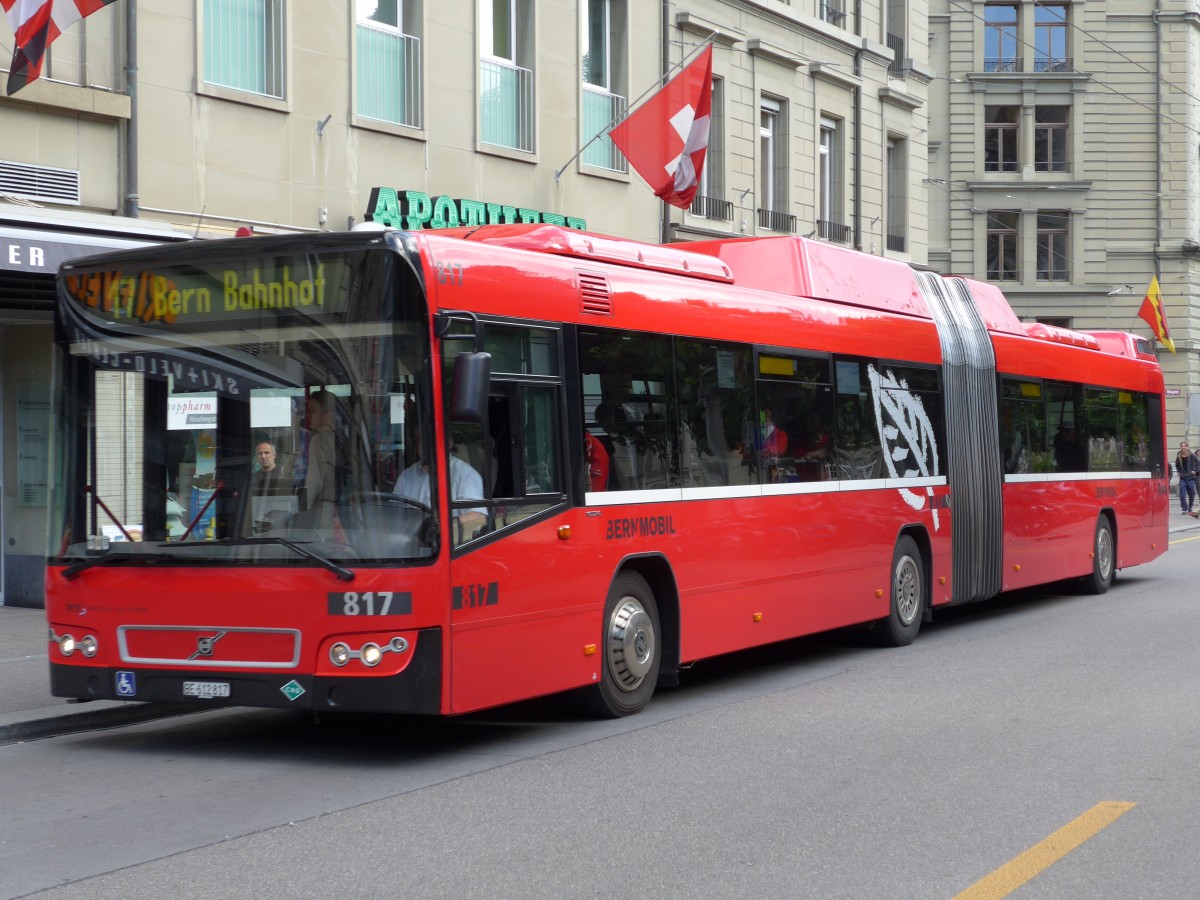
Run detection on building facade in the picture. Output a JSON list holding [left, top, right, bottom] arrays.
[[667, 0, 930, 258], [1, 0, 928, 606], [928, 0, 1199, 439]]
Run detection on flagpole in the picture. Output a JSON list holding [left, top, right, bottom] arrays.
[[553, 33, 717, 184]]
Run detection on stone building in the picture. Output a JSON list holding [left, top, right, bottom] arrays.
[[928, 0, 1198, 438]]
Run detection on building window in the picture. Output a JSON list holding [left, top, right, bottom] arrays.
[[356, 0, 422, 128], [1037, 211, 1069, 281], [817, 117, 848, 241], [984, 4, 1019, 72], [691, 77, 731, 220], [758, 99, 794, 232], [984, 106, 1019, 173], [581, 0, 627, 172], [886, 137, 907, 253], [480, 0, 534, 151], [820, 0, 846, 28], [203, 0, 285, 98], [987, 211, 1019, 281], [1034, 106, 1069, 172], [1034, 4, 1069, 72], [1037, 316, 1072, 328]]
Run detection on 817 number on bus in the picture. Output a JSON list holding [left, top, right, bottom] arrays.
[[327, 591, 413, 616]]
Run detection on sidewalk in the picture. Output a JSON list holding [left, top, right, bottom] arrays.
[[0, 605, 192, 744], [4, 514, 1200, 743]]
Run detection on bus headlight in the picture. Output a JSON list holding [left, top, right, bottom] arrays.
[[59, 634, 77, 656], [79, 635, 98, 658], [360, 643, 383, 667], [326, 635, 410, 669]]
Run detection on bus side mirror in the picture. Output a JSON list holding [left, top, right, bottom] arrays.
[[449, 352, 491, 423]]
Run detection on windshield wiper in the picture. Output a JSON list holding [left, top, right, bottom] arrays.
[[62, 548, 143, 581], [158, 536, 356, 582]]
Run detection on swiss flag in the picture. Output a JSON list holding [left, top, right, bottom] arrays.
[[609, 44, 713, 209], [3, 0, 118, 96]]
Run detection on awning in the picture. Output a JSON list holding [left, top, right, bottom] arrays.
[[0, 224, 173, 275]]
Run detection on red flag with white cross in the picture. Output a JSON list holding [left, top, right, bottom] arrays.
[[609, 44, 714, 210], [3, 0, 118, 96]]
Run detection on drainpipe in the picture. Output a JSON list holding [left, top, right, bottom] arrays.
[[1154, 3, 1162, 268], [660, 0, 671, 244], [852, 0, 862, 251], [123, 1, 139, 218]]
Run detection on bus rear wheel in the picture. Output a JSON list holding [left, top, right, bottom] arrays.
[[583, 571, 660, 718], [1082, 517, 1115, 595], [874, 535, 924, 647]]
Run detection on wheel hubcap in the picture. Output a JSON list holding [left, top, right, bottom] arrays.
[[1097, 529, 1113, 580], [894, 556, 920, 626], [606, 598, 655, 692]]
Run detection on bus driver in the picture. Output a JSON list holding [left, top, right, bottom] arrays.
[[394, 425, 487, 534]]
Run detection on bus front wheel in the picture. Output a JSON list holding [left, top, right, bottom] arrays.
[[874, 536, 924, 647], [584, 571, 660, 718]]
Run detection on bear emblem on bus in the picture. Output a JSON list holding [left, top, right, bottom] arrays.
[[868, 365, 941, 531]]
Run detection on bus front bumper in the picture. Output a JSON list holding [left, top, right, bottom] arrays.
[[48, 627, 443, 715]]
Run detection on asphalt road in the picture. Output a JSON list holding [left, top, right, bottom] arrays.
[[3, 538, 1199, 900]]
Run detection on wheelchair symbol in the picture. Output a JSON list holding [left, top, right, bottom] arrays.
[[115, 671, 136, 697]]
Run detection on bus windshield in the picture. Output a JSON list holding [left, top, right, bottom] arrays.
[[50, 238, 440, 568]]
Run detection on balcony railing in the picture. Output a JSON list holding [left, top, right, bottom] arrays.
[[480, 57, 534, 152], [690, 195, 734, 221], [1033, 56, 1073, 73], [758, 208, 797, 233], [581, 84, 627, 172], [357, 24, 422, 128], [983, 56, 1022, 73], [817, 219, 852, 243], [886, 33, 907, 77]]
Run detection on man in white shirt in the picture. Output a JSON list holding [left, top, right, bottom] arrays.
[[394, 429, 486, 531]]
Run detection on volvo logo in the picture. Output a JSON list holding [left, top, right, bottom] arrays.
[[189, 632, 227, 660]]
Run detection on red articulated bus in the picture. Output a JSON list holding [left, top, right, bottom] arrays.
[[47, 225, 1168, 717]]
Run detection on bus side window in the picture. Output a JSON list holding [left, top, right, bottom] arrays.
[[522, 385, 560, 494], [579, 327, 678, 491], [674, 339, 753, 489], [833, 358, 883, 481]]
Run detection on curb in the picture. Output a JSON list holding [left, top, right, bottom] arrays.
[[0, 700, 202, 745]]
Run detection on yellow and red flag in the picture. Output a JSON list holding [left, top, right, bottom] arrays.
[[1137, 275, 1175, 353]]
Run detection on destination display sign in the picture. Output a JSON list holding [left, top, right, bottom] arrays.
[[60, 253, 354, 331]]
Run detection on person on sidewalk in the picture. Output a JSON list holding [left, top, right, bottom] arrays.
[[1175, 441, 1199, 516]]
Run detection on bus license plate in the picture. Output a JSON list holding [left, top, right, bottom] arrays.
[[182, 681, 231, 700]]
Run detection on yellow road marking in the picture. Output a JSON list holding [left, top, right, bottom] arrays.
[[1170, 534, 1200, 545], [954, 802, 1136, 900]]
